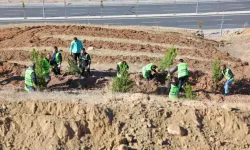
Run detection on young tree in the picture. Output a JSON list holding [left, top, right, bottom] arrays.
[[184, 83, 195, 99], [212, 58, 222, 92], [111, 67, 133, 92], [31, 49, 46, 90], [67, 58, 81, 75], [159, 46, 177, 72], [196, 20, 204, 38]]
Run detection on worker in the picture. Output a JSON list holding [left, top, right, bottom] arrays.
[[24, 63, 38, 92], [79, 48, 91, 76], [51, 46, 62, 75], [142, 63, 157, 80], [169, 77, 181, 100], [43, 54, 51, 85], [220, 64, 234, 96], [70, 37, 83, 64], [169, 59, 189, 88], [117, 61, 129, 78]]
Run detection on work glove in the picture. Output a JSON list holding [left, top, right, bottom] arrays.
[[58, 64, 61, 68]]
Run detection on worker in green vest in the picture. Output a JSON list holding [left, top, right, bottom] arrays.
[[117, 61, 129, 78], [43, 54, 51, 85], [79, 48, 91, 77], [169, 77, 181, 100], [24, 63, 38, 92], [220, 64, 234, 96], [169, 59, 189, 88], [51, 46, 62, 75], [142, 63, 157, 80]]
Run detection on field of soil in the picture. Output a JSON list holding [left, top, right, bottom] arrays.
[[0, 24, 250, 149]]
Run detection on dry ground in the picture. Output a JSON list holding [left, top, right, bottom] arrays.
[[0, 24, 250, 150]]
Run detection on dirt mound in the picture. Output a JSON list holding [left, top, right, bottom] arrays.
[[0, 96, 250, 149], [0, 61, 26, 77], [48, 74, 111, 91], [0, 61, 26, 89]]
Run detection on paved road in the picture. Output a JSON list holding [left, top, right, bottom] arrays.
[[0, 1, 250, 18], [0, 14, 249, 30]]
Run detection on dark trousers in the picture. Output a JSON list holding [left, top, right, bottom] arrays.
[[80, 66, 90, 76], [72, 53, 80, 64], [179, 76, 188, 88], [52, 66, 60, 75]]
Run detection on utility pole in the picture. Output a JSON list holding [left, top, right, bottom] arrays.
[[64, 0, 66, 18], [135, 0, 138, 16], [217, 0, 220, 13], [42, 0, 45, 18], [196, 0, 199, 14], [174, 0, 176, 15], [220, 14, 224, 36]]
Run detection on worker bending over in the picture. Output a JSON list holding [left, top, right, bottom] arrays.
[[220, 64, 234, 96], [117, 61, 129, 78], [142, 63, 158, 80], [169, 59, 189, 88], [169, 77, 181, 100], [79, 48, 91, 76], [51, 46, 62, 75], [24, 63, 38, 92]]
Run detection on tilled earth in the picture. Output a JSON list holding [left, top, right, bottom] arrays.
[[0, 24, 250, 96], [1, 24, 250, 150]]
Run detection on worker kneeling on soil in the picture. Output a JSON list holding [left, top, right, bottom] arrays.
[[169, 77, 181, 100], [79, 48, 91, 77], [43, 54, 51, 85], [220, 64, 234, 96], [51, 46, 62, 75], [117, 61, 129, 78], [169, 59, 189, 89], [142, 63, 157, 80], [24, 63, 38, 92]]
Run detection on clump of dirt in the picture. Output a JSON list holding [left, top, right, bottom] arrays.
[[130, 74, 159, 93], [48, 75, 111, 91], [0, 61, 26, 89], [0, 95, 250, 149], [0, 61, 26, 77]]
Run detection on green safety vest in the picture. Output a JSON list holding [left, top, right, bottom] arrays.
[[55, 51, 61, 64], [178, 63, 189, 78], [80, 53, 89, 61], [222, 68, 234, 80], [117, 62, 129, 77], [169, 83, 181, 99], [43, 58, 50, 74], [142, 63, 154, 79], [25, 67, 34, 87]]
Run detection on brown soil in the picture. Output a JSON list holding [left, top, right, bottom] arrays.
[[1, 94, 250, 149], [0, 25, 250, 95], [1, 24, 250, 150]]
